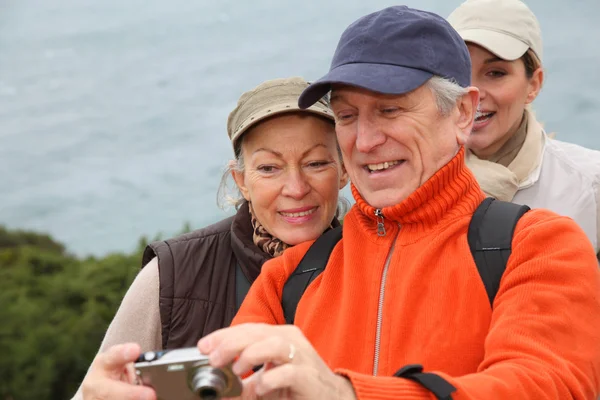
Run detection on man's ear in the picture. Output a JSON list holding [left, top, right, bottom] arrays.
[[526, 67, 544, 104], [456, 86, 480, 145], [339, 163, 349, 189], [230, 162, 250, 201]]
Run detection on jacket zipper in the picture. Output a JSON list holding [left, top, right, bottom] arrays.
[[375, 209, 386, 236], [372, 209, 400, 376]]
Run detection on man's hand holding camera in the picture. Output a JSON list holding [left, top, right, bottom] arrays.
[[198, 323, 357, 400]]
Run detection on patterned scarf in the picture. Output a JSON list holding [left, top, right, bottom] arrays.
[[248, 202, 291, 257]]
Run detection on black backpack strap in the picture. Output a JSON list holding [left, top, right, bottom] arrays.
[[235, 262, 252, 311], [281, 226, 343, 324], [468, 198, 530, 307], [394, 364, 456, 400]]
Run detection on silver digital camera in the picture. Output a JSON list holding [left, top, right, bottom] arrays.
[[134, 347, 243, 400]]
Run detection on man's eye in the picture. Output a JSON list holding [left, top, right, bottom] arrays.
[[336, 113, 354, 121], [381, 108, 399, 114], [307, 161, 330, 168]]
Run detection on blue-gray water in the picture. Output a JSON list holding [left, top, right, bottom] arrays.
[[1, 0, 599, 256]]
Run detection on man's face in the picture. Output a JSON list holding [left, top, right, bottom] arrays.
[[330, 84, 468, 209]]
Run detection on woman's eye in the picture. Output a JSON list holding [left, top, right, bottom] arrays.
[[486, 70, 506, 78], [257, 165, 277, 173]]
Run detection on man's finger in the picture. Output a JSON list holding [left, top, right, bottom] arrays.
[[199, 323, 276, 366], [198, 323, 264, 353], [252, 363, 298, 397], [233, 373, 263, 400], [232, 336, 293, 376]]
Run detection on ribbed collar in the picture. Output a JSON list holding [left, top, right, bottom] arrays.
[[351, 147, 485, 237]]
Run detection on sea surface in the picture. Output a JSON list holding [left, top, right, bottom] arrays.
[[1, 0, 599, 256]]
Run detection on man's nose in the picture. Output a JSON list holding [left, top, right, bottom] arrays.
[[355, 116, 386, 153]]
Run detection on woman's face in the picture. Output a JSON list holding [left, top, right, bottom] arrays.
[[233, 113, 348, 246], [467, 44, 543, 159]]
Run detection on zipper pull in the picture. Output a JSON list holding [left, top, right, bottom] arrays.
[[374, 209, 386, 237]]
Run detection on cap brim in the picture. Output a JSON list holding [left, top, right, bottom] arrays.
[[231, 101, 334, 151], [299, 63, 433, 109], [459, 29, 529, 61]]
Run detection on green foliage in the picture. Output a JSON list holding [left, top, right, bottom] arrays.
[[0, 226, 154, 400], [0, 225, 67, 254]]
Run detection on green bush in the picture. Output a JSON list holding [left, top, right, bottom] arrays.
[[0, 226, 148, 400]]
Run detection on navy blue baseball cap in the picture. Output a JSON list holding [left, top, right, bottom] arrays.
[[299, 6, 472, 109]]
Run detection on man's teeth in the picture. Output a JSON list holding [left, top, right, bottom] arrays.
[[280, 208, 316, 218], [367, 160, 399, 172]]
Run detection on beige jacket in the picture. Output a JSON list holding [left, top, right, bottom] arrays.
[[466, 109, 600, 256]]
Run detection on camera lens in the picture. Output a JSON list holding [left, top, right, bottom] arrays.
[[198, 387, 218, 400], [190, 366, 228, 400]]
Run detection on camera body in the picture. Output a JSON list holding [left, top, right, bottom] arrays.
[[134, 347, 242, 400]]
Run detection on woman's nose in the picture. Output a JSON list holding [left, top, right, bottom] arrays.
[[281, 170, 311, 199], [471, 77, 486, 101]]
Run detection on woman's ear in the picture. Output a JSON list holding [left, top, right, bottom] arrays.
[[526, 67, 544, 104], [230, 162, 250, 201], [339, 163, 349, 189], [455, 86, 480, 145]]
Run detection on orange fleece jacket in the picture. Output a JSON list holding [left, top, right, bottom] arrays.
[[233, 149, 600, 399]]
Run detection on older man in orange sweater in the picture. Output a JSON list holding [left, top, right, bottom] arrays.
[[93, 6, 600, 400], [197, 7, 600, 400], [197, 6, 600, 400]]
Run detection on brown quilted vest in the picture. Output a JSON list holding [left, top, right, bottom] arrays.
[[141, 202, 270, 349]]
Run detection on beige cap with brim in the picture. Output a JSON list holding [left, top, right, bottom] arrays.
[[227, 77, 334, 155], [448, 0, 543, 62]]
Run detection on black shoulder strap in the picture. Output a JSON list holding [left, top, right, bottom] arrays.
[[394, 364, 456, 400], [468, 198, 530, 307], [281, 226, 343, 324], [235, 262, 252, 311]]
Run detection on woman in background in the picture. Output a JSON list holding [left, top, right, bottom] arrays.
[[449, 0, 600, 258]]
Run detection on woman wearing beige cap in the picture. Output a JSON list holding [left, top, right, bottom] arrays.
[[73, 77, 348, 400], [449, 0, 600, 258]]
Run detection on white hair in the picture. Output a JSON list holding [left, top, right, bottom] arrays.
[[425, 76, 469, 115]]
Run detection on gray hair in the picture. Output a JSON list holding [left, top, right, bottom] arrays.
[[216, 152, 247, 211], [425, 76, 469, 115], [216, 139, 350, 218]]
